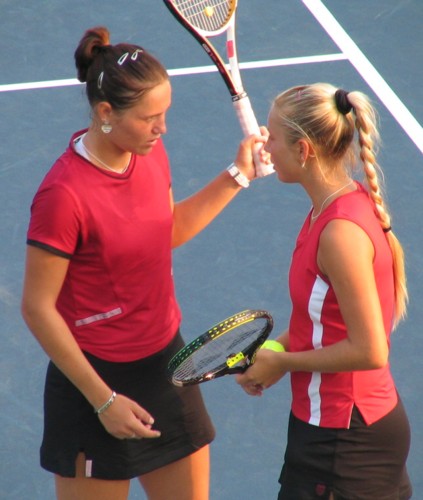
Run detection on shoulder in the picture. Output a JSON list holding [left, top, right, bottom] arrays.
[[318, 218, 374, 278], [318, 183, 380, 241]]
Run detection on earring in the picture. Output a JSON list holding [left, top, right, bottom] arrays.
[[300, 161, 306, 169], [101, 122, 112, 134]]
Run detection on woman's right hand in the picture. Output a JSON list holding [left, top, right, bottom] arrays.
[[234, 127, 270, 180], [98, 393, 161, 440]]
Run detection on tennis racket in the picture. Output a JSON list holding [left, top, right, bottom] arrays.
[[168, 309, 273, 386], [163, 0, 274, 177]]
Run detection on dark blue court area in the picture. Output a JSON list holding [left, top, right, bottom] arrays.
[[1, 1, 422, 498]]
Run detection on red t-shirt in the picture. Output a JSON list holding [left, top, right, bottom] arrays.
[[288, 183, 398, 428], [27, 131, 181, 362]]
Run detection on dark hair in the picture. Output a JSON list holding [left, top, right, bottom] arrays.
[[74, 26, 169, 111]]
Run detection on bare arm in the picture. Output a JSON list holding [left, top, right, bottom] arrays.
[[237, 220, 389, 393], [21, 246, 160, 439], [171, 134, 266, 248], [171, 170, 242, 248], [309, 218, 388, 371]]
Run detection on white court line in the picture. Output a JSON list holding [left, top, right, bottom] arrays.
[[0, 53, 346, 93], [1, 18, 420, 156], [303, 0, 423, 155], [171, 53, 348, 74]]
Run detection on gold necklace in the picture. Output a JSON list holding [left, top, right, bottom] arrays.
[[311, 180, 354, 221], [81, 138, 130, 174]]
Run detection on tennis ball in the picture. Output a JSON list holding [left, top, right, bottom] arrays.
[[260, 340, 285, 352], [204, 6, 214, 17]]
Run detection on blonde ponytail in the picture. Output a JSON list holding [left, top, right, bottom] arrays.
[[272, 83, 408, 326], [348, 91, 408, 325]]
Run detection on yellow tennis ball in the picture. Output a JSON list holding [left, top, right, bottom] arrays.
[[204, 6, 214, 17], [260, 340, 285, 352]]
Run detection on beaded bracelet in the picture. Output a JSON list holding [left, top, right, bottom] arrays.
[[94, 391, 117, 415]]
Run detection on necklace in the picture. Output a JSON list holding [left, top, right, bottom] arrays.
[[81, 137, 130, 174], [311, 180, 354, 221]]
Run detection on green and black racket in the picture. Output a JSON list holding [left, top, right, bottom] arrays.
[[168, 309, 274, 386]]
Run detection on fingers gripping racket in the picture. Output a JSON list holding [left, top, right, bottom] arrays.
[[168, 309, 273, 386], [163, 0, 274, 177]]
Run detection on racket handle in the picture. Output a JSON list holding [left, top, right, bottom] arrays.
[[233, 96, 274, 177]]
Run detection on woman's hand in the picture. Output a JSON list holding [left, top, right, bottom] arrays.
[[234, 127, 270, 180], [98, 393, 161, 440], [235, 348, 287, 396]]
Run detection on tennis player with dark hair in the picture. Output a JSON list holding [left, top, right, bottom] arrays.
[[236, 83, 412, 499], [21, 26, 264, 500]]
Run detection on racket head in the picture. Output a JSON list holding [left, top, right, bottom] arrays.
[[164, 0, 237, 37], [168, 309, 273, 386]]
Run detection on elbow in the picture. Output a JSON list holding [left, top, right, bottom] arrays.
[[21, 294, 44, 330], [171, 236, 183, 249], [364, 343, 389, 370], [21, 296, 35, 328]]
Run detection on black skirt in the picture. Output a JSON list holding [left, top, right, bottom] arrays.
[[278, 400, 412, 500], [40, 331, 215, 480]]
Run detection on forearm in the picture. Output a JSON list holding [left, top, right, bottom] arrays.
[[278, 336, 387, 374], [172, 169, 243, 248], [23, 307, 112, 410]]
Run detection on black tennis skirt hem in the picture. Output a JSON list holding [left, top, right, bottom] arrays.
[[40, 331, 216, 480], [41, 438, 213, 480], [278, 400, 412, 500]]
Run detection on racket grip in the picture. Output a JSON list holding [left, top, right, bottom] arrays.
[[233, 96, 274, 177]]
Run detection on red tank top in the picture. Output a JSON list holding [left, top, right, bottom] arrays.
[[288, 183, 397, 428]]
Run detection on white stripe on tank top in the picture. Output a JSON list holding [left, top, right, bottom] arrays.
[[307, 275, 329, 426]]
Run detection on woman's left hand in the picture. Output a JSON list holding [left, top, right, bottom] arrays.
[[235, 347, 287, 396]]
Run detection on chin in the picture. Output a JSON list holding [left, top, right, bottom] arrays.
[[274, 168, 284, 181], [137, 145, 154, 156]]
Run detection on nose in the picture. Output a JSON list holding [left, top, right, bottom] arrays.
[[153, 116, 167, 135]]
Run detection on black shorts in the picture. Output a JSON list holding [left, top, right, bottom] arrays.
[[278, 400, 412, 500], [40, 331, 215, 480]]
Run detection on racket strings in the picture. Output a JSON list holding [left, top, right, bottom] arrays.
[[172, 318, 268, 380], [172, 0, 235, 32]]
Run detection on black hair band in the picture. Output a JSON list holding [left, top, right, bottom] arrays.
[[382, 226, 392, 233], [335, 89, 353, 115]]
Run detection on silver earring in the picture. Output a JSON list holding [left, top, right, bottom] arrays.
[[300, 161, 306, 169], [101, 122, 112, 134]]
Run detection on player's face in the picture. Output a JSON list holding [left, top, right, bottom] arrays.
[[110, 79, 172, 156], [264, 109, 301, 183]]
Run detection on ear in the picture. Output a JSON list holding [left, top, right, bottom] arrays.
[[298, 139, 315, 162], [95, 101, 113, 123]]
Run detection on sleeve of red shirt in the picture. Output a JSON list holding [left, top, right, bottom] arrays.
[[27, 182, 81, 257]]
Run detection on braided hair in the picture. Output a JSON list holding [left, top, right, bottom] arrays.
[[272, 82, 407, 325]]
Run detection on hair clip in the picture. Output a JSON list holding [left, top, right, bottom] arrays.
[[97, 71, 104, 89], [131, 49, 143, 61], [117, 52, 129, 65], [117, 49, 143, 66]]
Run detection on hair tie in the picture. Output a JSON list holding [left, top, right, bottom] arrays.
[[382, 226, 392, 233], [334, 89, 353, 115]]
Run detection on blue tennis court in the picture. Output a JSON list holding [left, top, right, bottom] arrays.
[[1, 1, 422, 498]]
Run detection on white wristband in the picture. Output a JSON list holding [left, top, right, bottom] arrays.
[[226, 163, 250, 188]]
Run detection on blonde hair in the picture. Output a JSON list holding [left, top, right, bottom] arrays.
[[272, 83, 407, 325]]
